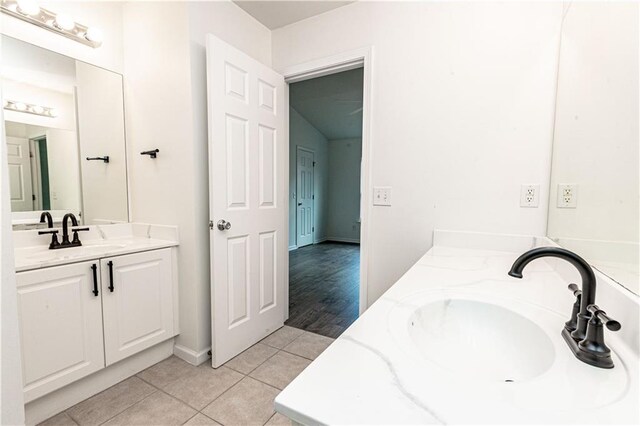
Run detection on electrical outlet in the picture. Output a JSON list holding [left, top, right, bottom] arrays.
[[557, 184, 577, 208], [373, 187, 392, 206], [520, 184, 540, 208]]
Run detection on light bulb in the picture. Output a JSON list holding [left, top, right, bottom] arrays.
[[16, 0, 40, 16], [14, 102, 27, 111], [54, 13, 75, 31], [84, 27, 103, 44], [32, 105, 44, 114]]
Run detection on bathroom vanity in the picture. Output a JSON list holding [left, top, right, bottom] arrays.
[[275, 231, 639, 424], [13, 223, 179, 423]]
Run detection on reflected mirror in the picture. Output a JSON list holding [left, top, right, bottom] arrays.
[[1, 35, 129, 228], [547, 3, 639, 295]]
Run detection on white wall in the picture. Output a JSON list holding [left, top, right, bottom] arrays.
[[548, 2, 639, 243], [327, 138, 361, 242], [75, 61, 128, 224], [45, 129, 81, 213], [289, 108, 329, 248], [123, 1, 271, 361], [273, 2, 563, 305]]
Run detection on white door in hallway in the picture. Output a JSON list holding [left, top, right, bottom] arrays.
[[7, 136, 34, 211], [296, 147, 314, 247], [206, 34, 286, 367]]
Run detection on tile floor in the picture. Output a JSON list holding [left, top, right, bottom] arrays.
[[39, 327, 334, 426]]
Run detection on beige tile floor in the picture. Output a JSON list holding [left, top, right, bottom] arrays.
[[38, 327, 334, 426]]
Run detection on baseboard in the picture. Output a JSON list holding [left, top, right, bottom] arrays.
[[288, 245, 297, 251], [313, 237, 328, 244], [326, 237, 360, 244], [173, 344, 211, 366]]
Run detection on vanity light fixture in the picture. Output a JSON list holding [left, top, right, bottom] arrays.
[[0, 0, 103, 48], [4, 99, 58, 117]]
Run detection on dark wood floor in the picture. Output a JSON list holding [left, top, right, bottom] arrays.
[[286, 242, 360, 338]]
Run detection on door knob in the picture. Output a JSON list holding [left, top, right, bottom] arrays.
[[217, 220, 231, 231], [298, 202, 302, 206]]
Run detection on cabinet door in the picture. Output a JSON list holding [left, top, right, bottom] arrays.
[[101, 249, 174, 365], [16, 262, 104, 402]]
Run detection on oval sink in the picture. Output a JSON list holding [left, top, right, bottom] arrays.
[[408, 299, 555, 382]]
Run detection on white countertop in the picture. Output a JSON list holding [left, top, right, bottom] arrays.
[[275, 231, 639, 425], [14, 223, 179, 272]]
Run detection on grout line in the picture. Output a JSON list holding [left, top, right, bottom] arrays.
[[96, 389, 160, 426], [263, 412, 278, 426], [181, 412, 199, 425]]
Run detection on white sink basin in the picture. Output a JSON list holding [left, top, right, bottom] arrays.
[[388, 290, 630, 413], [408, 299, 555, 382]]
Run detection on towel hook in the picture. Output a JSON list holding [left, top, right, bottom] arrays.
[[140, 149, 159, 159]]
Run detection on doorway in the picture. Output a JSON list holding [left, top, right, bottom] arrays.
[[286, 67, 364, 338]]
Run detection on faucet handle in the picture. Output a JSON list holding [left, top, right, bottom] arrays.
[[587, 304, 621, 331], [567, 283, 582, 297], [38, 229, 60, 249], [71, 227, 90, 245], [564, 283, 582, 333]]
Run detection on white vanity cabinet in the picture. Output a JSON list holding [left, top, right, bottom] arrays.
[[101, 249, 174, 364], [16, 248, 176, 403], [16, 261, 105, 402]]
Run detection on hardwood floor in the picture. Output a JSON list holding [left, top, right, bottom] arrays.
[[285, 242, 360, 339]]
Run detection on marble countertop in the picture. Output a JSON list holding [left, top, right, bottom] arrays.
[[14, 223, 179, 272], [275, 231, 639, 425]]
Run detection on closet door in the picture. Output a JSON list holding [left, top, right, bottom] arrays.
[[101, 249, 174, 365], [16, 261, 104, 402]]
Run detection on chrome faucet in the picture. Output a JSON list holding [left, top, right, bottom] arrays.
[[508, 247, 620, 368]]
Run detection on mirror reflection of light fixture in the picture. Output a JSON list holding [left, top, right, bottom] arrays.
[[0, 0, 103, 48], [3, 100, 58, 118]]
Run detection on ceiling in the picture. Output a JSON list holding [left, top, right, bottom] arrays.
[[233, 1, 354, 30], [290, 67, 363, 140]]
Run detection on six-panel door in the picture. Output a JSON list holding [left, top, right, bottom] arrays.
[[207, 34, 286, 367], [16, 261, 104, 402], [100, 249, 174, 365]]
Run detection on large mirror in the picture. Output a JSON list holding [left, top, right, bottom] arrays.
[[548, 2, 639, 295], [1, 35, 129, 228]]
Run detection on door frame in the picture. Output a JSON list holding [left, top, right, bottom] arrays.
[[281, 46, 373, 316], [295, 146, 315, 248]]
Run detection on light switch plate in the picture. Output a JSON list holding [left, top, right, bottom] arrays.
[[373, 187, 392, 206]]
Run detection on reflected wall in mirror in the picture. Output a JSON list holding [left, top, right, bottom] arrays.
[[1, 35, 129, 228], [548, 2, 639, 294]]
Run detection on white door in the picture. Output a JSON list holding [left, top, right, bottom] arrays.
[[16, 261, 105, 402], [207, 34, 286, 367], [101, 249, 174, 365], [296, 147, 314, 247], [6, 136, 34, 211]]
